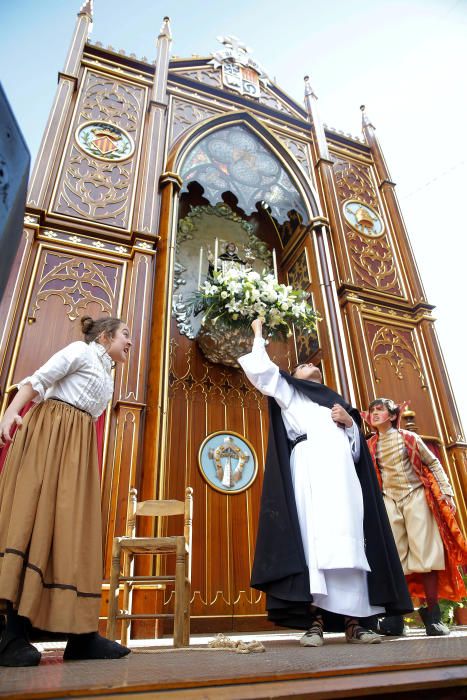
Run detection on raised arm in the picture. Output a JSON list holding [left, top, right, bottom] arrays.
[[237, 319, 294, 409]]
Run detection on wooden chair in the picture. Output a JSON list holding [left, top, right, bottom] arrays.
[[106, 487, 193, 647]]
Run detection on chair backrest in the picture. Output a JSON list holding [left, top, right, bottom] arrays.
[[126, 488, 193, 552]]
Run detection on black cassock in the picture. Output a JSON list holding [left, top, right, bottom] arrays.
[[250, 371, 413, 631]]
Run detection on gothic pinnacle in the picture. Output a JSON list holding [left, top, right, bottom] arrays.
[[159, 16, 172, 40], [360, 104, 374, 129], [304, 75, 317, 99], [78, 0, 93, 20]]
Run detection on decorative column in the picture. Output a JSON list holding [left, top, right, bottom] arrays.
[[102, 242, 157, 573], [27, 0, 93, 209], [304, 76, 354, 401], [140, 172, 183, 506], [134, 17, 172, 236], [124, 173, 182, 638]]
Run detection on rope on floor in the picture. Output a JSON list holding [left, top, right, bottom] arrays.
[[133, 633, 266, 654]]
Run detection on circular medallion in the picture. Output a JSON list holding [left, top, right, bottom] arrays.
[[75, 121, 135, 162], [198, 431, 258, 494], [343, 200, 384, 237]]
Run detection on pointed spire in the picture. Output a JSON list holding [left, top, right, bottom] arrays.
[[62, 0, 93, 76], [152, 16, 172, 103], [303, 74, 329, 159], [360, 105, 394, 184], [159, 16, 172, 40], [304, 75, 317, 100], [78, 0, 93, 21], [360, 104, 374, 130]]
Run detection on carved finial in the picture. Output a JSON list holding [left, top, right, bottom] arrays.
[[360, 104, 374, 128], [78, 0, 93, 20], [159, 16, 172, 40], [304, 75, 317, 99], [401, 408, 418, 433]]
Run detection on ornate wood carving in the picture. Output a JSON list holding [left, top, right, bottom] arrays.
[[366, 322, 426, 387], [51, 71, 146, 229], [258, 88, 301, 119], [348, 232, 401, 293], [170, 98, 221, 147], [287, 250, 309, 291], [31, 252, 119, 321], [176, 68, 223, 88], [332, 157, 403, 295], [40, 228, 133, 256], [9, 246, 123, 401], [333, 159, 378, 207], [287, 250, 319, 362], [273, 133, 313, 181]]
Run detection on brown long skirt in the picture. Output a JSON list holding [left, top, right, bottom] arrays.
[[0, 399, 102, 633]]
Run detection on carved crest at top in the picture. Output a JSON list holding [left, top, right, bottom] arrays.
[[209, 35, 268, 99]]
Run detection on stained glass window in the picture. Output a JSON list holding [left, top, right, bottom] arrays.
[[180, 125, 308, 224]]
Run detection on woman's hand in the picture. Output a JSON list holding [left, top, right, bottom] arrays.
[[331, 403, 353, 429], [0, 414, 23, 448], [251, 318, 263, 338], [0, 383, 37, 447]]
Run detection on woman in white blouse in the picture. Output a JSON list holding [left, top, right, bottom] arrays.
[[0, 316, 132, 666]]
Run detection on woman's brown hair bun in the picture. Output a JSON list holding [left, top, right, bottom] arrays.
[[80, 316, 123, 344], [81, 316, 95, 335]]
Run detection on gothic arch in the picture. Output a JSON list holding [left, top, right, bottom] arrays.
[[165, 111, 322, 223]]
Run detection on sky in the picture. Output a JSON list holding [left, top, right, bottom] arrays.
[[1, 0, 466, 429]]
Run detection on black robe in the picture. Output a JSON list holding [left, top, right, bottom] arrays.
[[250, 371, 413, 631]]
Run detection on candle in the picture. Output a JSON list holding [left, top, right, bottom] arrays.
[[272, 248, 278, 281], [214, 238, 219, 272], [198, 246, 203, 290]]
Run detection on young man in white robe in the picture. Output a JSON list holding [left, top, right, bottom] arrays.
[[238, 319, 412, 646]]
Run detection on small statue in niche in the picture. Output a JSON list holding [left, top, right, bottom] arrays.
[[208, 241, 248, 277], [280, 209, 305, 246]]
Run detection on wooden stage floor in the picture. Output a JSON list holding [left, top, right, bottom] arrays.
[[1, 627, 466, 700]]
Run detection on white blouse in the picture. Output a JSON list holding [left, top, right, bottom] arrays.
[[18, 341, 114, 420]]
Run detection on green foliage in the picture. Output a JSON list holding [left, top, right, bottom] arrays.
[[438, 571, 467, 624]]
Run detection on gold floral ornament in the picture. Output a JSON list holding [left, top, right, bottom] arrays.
[[75, 121, 135, 162]]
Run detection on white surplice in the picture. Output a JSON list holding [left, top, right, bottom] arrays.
[[238, 338, 384, 617]]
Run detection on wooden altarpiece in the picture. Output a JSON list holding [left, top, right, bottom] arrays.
[[0, 5, 465, 636]]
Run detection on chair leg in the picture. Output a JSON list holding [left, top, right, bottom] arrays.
[[107, 538, 122, 641], [174, 541, 185, 648], [183, 556, 190, 647], [120, 549, 133, 647]]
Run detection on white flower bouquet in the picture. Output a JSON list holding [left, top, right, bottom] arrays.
[[194, 267, 319, 342]]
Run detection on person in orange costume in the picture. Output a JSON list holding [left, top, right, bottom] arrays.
[[364, 398, 467, 636]]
